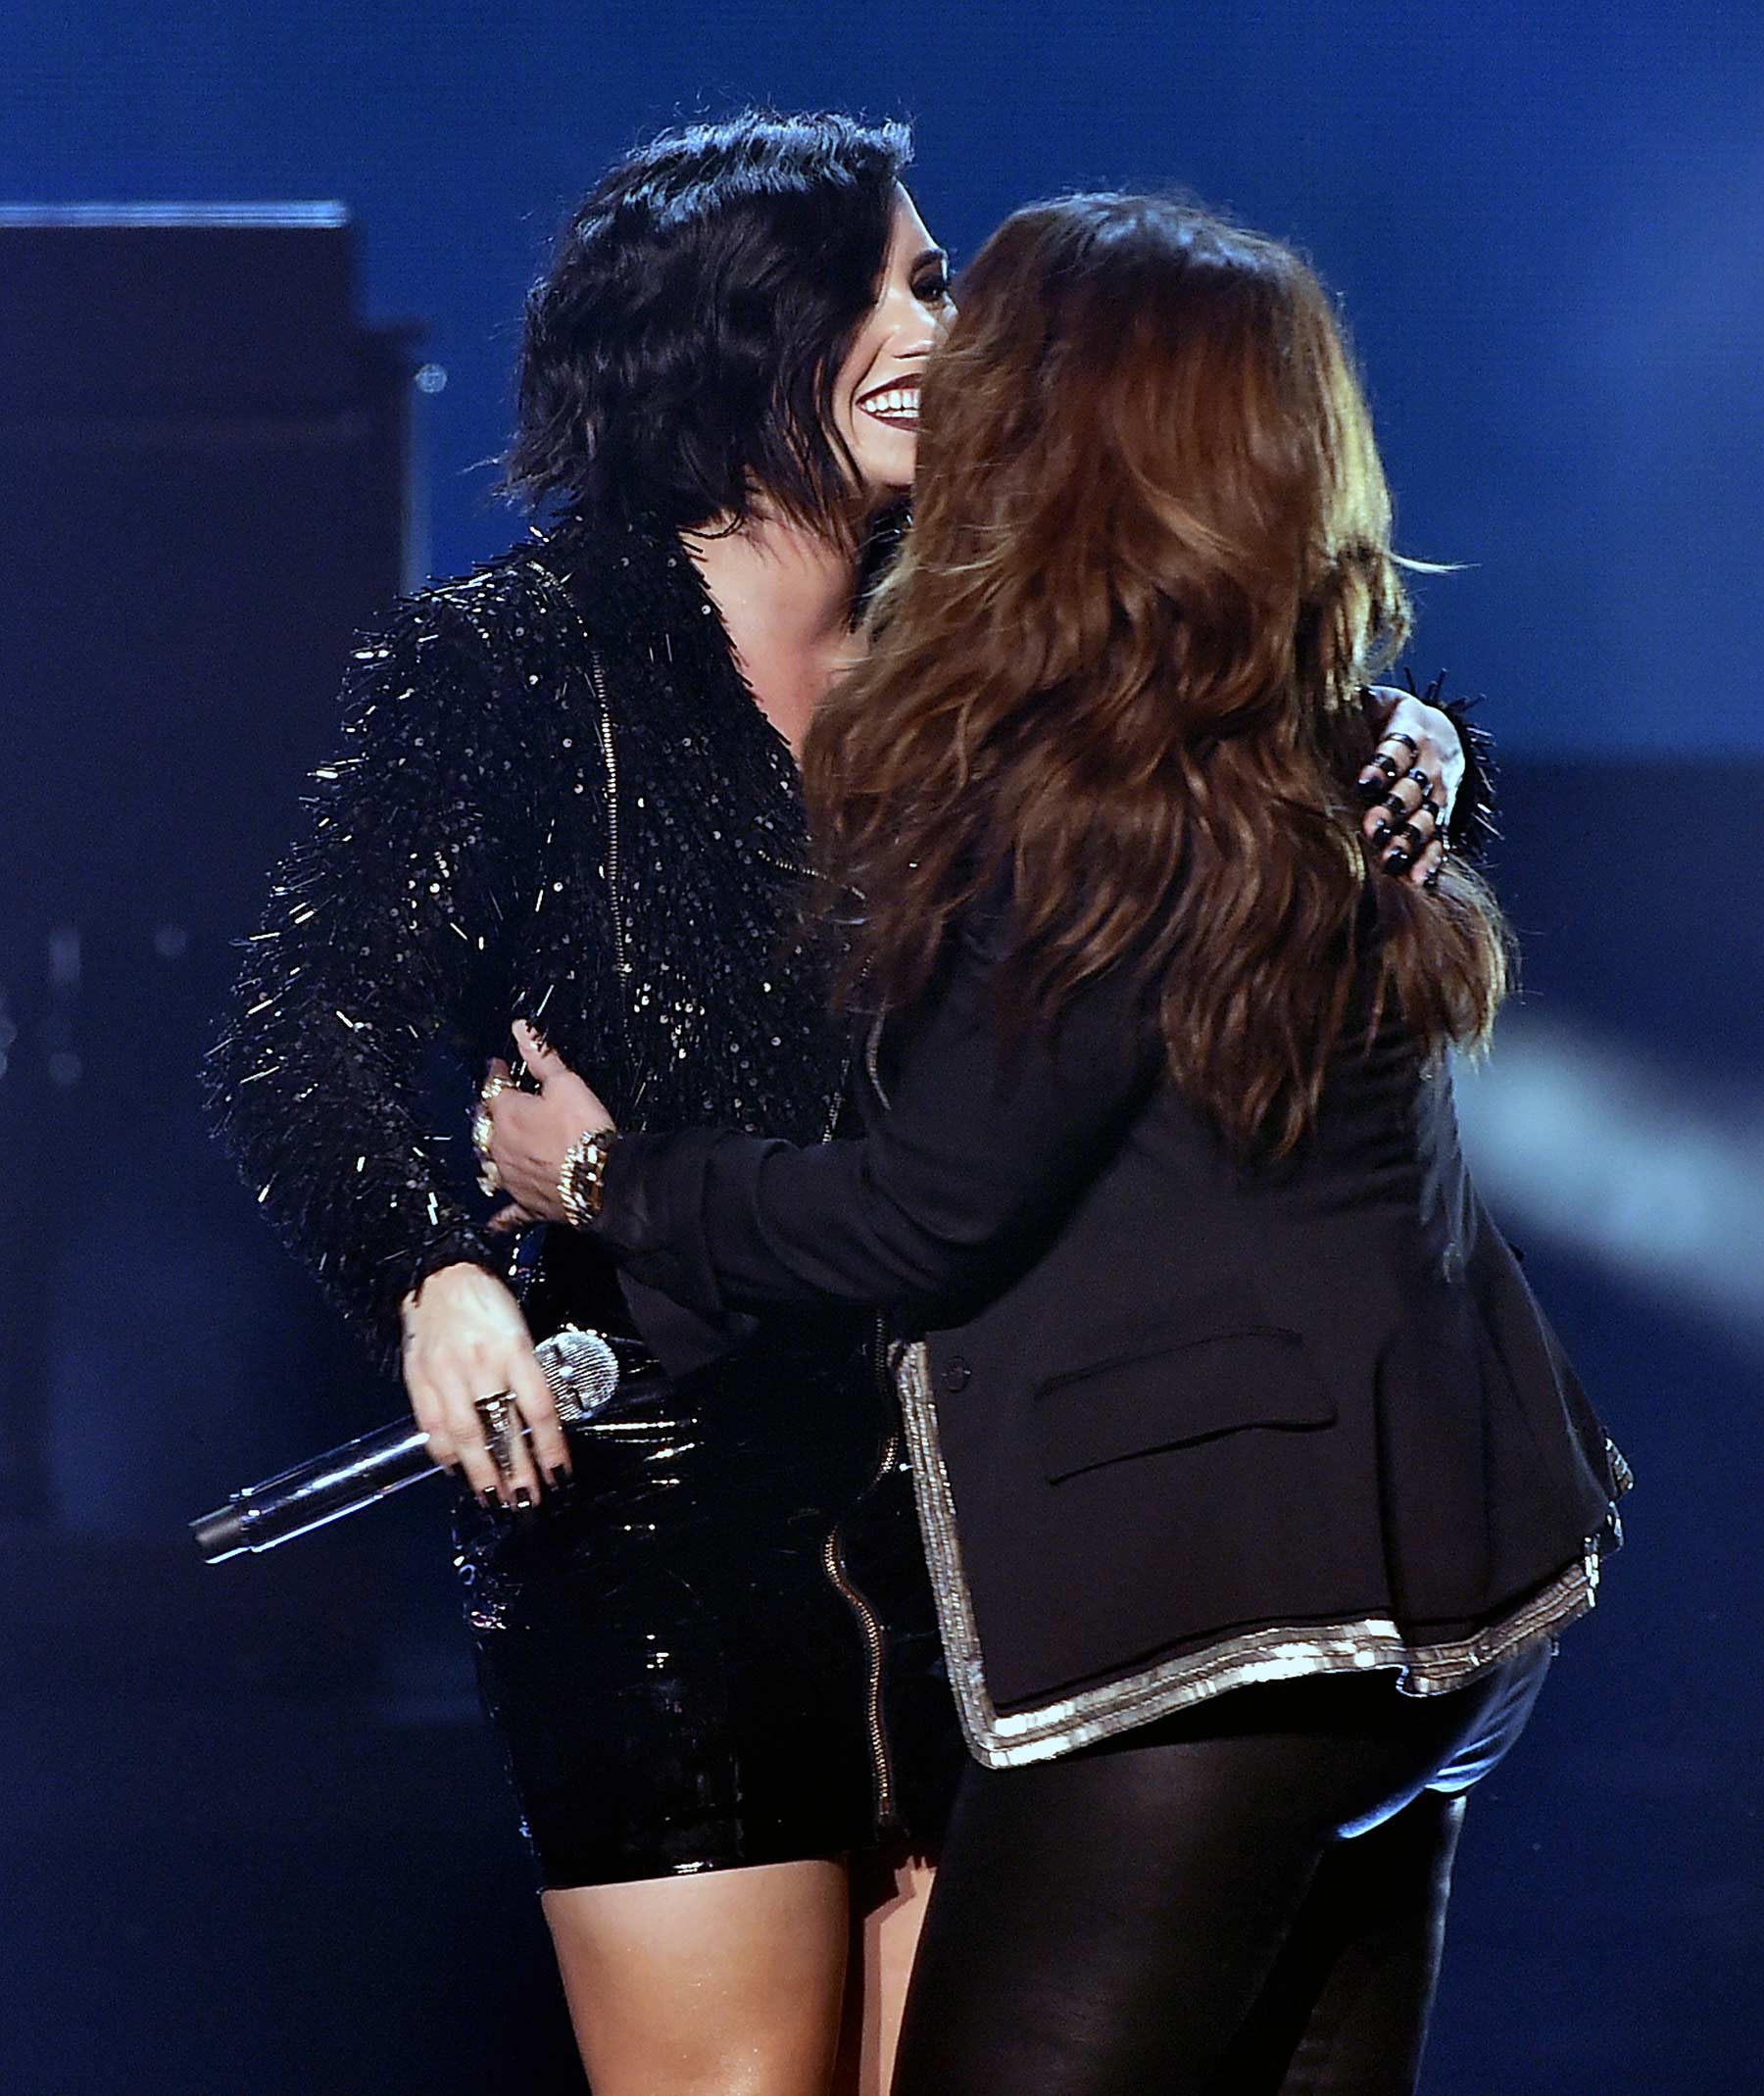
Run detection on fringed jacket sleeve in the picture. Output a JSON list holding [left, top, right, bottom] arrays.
[[206, 593, 536, 1363], [1437, 695, 1497, 860]]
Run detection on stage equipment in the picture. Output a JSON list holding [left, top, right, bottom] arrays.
[[0, 204, 419, 1530]]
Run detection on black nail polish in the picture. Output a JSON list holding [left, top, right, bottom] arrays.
[[548, 1465, 572, 1491], [1384, 849, 1412, 876], [475, 1489, 498, 1514], [1356, 774, 1388, 805], [1370, 820, 1393, 847], [1423, 868, 1442, 891], [514, 1487, 534, 1511]]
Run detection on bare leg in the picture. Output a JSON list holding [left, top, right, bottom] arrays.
[[831, 1853, 938, 2096], [543, 1857, 850, 2096]]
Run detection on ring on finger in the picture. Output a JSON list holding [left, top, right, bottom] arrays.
[[472, 1091, 503, 1195], [473, 1389, 513, 1429], [473, 1109, 502, 1194], [473, 1390, 516, 1480], [474, 1077, 512, 1150]]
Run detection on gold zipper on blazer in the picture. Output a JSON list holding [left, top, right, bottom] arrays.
[[753, 842, 813, 879], [811, 1067, 901, 1821], [592, 633, 895, 1816], [589, 655, 632, 994], [822, 1502, 897, 1827], [820, 1319, 901, 1828]]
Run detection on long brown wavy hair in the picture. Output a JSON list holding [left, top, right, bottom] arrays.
[[804, 193, 1509, 1155]]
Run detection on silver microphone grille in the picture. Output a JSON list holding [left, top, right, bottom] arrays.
[[536, 1326, 623, 1425]]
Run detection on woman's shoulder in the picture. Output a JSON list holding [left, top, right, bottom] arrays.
[[336, 534, 597, 745], [403, 532, 590, 660]]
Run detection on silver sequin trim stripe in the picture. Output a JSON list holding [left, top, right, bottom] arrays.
[[894, 1340, 1619, 1772]]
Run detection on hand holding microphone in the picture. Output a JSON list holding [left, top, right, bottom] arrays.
[[190, 1321, 642, 1564], [400, 1260, 569, 1513], [193, 1020, 631, 1565]]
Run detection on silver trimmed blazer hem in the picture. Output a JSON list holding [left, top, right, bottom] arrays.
[[894, 1340, 1630, 1772]]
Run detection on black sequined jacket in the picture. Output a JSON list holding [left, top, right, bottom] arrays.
[[208, 509, 858, 1370], [209, 510, 979, 1849]]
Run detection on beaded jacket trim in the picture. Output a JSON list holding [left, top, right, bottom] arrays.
[[893, 1339, 1625, 1771]]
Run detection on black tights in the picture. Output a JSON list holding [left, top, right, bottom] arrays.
[[893, 1646, 1548, 2095]]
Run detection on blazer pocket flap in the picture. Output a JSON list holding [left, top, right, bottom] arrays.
[[1037, 1330, 1337, 1484]]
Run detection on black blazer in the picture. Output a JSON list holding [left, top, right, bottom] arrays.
[[599, 901, 1629, 1767]]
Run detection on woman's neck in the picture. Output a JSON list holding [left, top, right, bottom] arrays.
[[680, 511, 867, 760]]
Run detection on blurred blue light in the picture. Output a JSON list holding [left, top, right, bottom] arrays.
[[1456, 1018, 1764, 1351]]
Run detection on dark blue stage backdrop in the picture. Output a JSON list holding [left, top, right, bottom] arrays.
[[4, 5, 1760, 2093]]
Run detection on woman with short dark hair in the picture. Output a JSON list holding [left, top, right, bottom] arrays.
[[213, 111, 968, 2095], [482, 193, 1627, 2092]]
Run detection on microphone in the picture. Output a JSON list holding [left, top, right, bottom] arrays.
[[190, 1326, 640, 1563]]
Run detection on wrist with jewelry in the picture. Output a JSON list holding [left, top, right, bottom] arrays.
[[559, 1125, 618, 1230]]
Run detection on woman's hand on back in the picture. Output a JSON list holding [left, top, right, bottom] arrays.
[[481, 1020, 618, 1233], [1361, 686, 1464, 888]]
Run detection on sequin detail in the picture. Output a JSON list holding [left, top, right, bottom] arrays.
[[206, 509, 850, 1361]]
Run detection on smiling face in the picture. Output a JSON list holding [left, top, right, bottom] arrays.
[[831, 188, 954, 507]]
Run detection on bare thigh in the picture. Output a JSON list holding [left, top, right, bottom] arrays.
[[544, 1857, 850, 2096], [832, 1853, 938, 2096]]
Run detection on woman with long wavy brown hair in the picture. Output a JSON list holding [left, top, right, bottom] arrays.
[[483, 194, 1627, 2092]]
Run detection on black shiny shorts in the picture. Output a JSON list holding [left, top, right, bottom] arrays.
[[454, 1351, 964, 1891]]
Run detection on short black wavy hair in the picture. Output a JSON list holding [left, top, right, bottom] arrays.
[[506, 110, 914, 535]]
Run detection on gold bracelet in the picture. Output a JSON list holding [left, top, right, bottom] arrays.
[[559, 1126, 617, 1230]]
